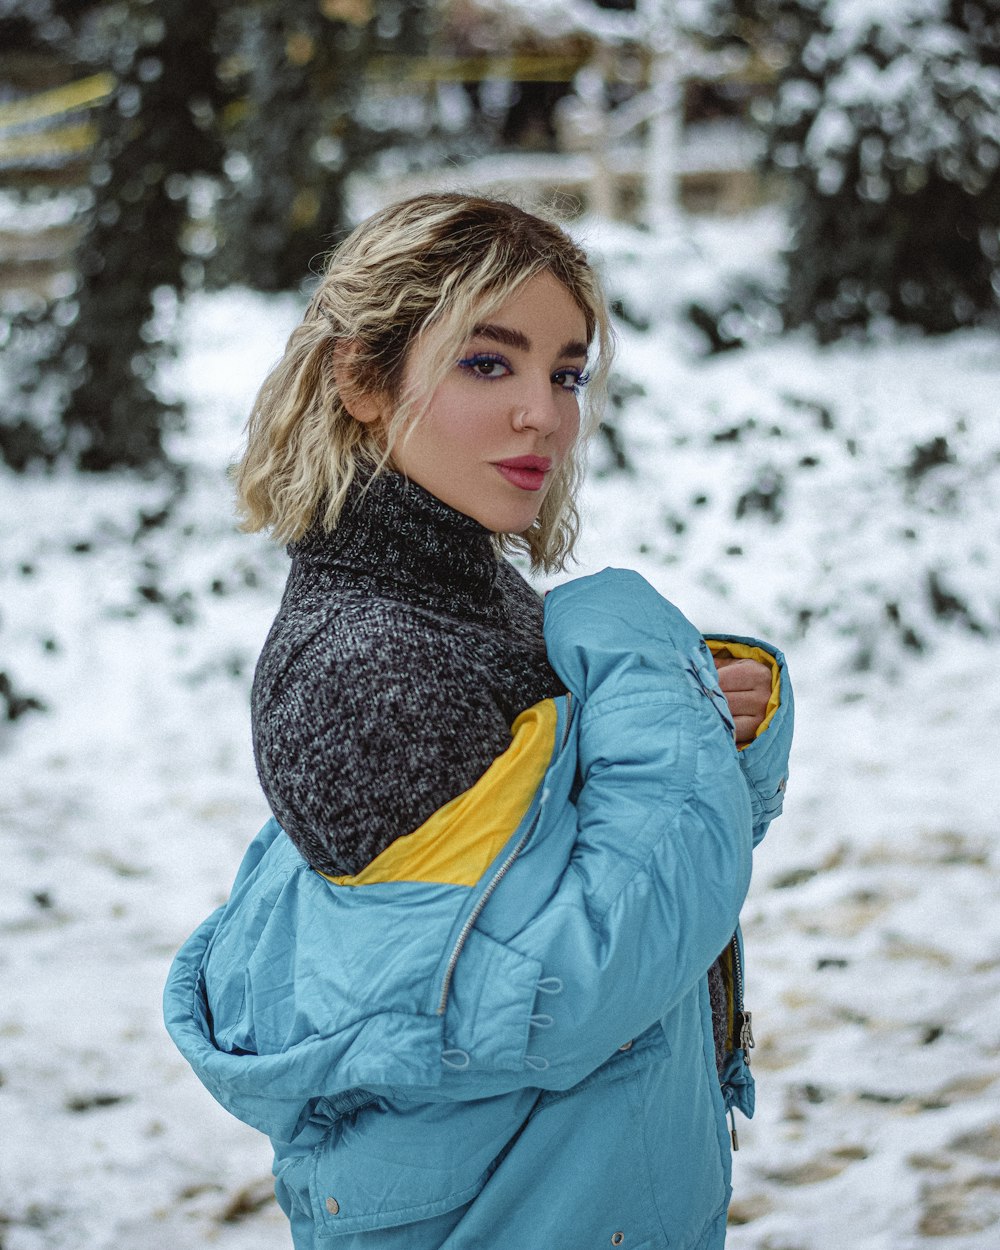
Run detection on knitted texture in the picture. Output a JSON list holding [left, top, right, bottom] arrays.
[[251, 472, 565, 876]]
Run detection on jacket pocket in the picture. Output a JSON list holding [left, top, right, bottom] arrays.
[[453, 1065, 664, 1248], [300, 1089, 538, 1238], [632, 1037, 731, 1244]]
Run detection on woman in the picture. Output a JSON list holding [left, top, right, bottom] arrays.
[[164, 193, 793, 1249]]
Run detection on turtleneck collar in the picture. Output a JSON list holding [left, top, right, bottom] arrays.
[[289, 471, 503, 618]]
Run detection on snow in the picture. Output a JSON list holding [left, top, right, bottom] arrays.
[[2, 209, 999, 1248], [785, 0, 1000, 197], [0, 190, 82, 232], [828, 0, 949, 43]]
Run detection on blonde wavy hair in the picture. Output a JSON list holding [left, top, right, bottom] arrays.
[[234, 192, 615, 571]]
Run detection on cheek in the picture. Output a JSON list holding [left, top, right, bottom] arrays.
[[425, 387, 496, 448], [559, 403, 582, 455]]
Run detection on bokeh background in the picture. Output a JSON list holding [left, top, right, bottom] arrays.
[[1, 2, 999, 1247]]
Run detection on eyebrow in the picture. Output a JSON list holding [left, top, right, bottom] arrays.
[[470, 323, 589, 359]]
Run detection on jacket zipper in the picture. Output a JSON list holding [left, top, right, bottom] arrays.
[[437, 693, 573, 1018], [729, 931, 755, 1063], [727, 930, 755, 1151]]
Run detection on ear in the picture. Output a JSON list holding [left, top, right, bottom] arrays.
[[332, 340, 389, 426]]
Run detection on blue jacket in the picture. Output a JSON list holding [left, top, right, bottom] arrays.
[[164, 569, 792, 1249]]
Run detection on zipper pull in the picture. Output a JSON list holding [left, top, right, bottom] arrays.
[[738, 1010, 755, 1063], [728, 1107, 740, 1151]]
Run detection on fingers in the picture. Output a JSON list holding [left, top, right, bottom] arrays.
[[722, 688, 768, 718], [733, 719, 761, 747], [715, 658, 771, 694], [728, 693, 766, 745], [714, 659, 772, 746]]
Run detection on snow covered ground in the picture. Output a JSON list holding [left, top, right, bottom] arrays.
[[1, 211, 998, 1248]]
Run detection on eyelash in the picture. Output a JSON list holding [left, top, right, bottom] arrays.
[[559, 368, 591, 392], [457, 353, 591, 392], [457, 352, 510, 380]]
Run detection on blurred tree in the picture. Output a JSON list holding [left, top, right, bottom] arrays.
[[0, 0, 228, 471], [44, 0, 228, 469], [0, 4, 50, 65], [2, 0, 440, 472], [0, 4, 69, 470], [213, 0, 433, 292], [709, 0, 1000, 338]]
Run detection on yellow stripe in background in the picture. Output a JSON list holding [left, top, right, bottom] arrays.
[[705, 639, 781, 745], [0, 122, 96, 159], [0, 73, 115, 133], [365, 54, 585, 84], [321, 699, 558, 888]]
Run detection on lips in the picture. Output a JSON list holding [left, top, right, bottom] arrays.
[[494, 456, 552, 492]]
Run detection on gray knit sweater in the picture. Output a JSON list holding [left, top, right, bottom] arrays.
[[251, 471, 565, 877]]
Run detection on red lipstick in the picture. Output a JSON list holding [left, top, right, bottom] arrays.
[[494, 455, 552, 491]]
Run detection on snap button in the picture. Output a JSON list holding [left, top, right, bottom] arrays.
[[612, 1234, 625, 1246], [325, 1197, 340, 1215], [618, 1040, 633, 1051]]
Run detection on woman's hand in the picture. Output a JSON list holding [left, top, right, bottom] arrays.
[[712, 650, 772, 746]]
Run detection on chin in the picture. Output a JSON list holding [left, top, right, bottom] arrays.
[[459, 480, 549, 534], [478, 505, 543, 535]]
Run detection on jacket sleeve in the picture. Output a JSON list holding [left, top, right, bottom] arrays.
[[440, 569, 761, 1093], [704, 634, 793, 846]]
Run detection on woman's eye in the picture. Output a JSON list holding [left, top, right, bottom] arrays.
[[553, 368, 591, 392], [458, 353, 511, 379]]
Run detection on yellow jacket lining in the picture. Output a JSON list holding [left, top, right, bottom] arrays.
[[319, 699, 558, 888]]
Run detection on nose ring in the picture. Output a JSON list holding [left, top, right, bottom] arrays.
[[514, 410, 528, 431]]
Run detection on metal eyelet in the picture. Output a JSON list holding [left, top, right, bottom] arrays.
[[612, 1234, 624, 1246]]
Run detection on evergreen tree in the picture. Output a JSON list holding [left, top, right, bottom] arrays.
[[214, 0, 433, 293], [3, 0, 442, 470], [0, 0, 84, 470], [1, 0, 228, 471], [46, 0, 228, 469], [710, 0, 1000, 338]]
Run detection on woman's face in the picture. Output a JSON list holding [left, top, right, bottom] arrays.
[[389, 271, 590, 533]]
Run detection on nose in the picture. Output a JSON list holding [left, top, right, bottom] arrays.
[[512, 376, 566, 436]]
